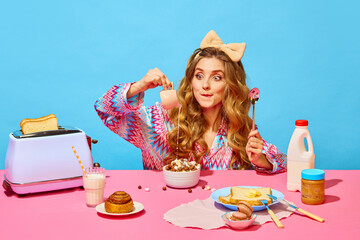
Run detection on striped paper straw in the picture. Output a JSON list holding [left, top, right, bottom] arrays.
[[72, 146, 88, 177]]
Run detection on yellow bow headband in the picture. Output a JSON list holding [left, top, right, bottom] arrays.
[[200, 30, 246, 62]]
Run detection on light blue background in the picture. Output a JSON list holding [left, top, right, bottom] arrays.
[[1, 1, 359, 170]]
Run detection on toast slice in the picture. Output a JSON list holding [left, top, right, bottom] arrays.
[[229, 187, 272, 206], [20, 114, 59, 134], [218, 193, 232, 205]]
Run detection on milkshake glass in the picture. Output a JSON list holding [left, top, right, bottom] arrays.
[[83, 167, 106, 207]]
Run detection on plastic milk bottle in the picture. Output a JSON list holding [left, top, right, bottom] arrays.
[[287, 120, 315, 191]]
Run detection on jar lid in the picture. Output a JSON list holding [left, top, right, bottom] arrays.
[[301, 169, 325, 180]]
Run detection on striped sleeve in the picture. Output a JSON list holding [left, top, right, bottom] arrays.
[[94, 83, 147, 149], [252, 139, 287, 174]]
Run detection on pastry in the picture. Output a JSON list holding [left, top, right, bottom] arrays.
[[230, 201, 254, 221], [105, 191, 134, 213], [237, 201, 253, 216], [20, 114, 58, 134], [230, 211, 248, 221]]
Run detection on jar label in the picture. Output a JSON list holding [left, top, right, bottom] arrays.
[[301, 179, 325, 204]]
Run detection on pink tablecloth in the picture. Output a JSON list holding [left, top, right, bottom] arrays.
[[0, 170, 359, 239]]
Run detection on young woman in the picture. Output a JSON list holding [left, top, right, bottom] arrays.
[[94, 30, 286, 173]]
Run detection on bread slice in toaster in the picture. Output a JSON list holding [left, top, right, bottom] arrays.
[[20, 114, 59, 134]]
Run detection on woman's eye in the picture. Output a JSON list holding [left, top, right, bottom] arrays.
[[195, 73, 203, 79], [213, 75, 222, 81]]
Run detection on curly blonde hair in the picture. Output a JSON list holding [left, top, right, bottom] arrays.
[[164, 47, 252, 169]]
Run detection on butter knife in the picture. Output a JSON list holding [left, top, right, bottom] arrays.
[[267, 194, 325, 222]]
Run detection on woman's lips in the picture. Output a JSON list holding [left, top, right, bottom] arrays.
[[201, 94, 212, 97]]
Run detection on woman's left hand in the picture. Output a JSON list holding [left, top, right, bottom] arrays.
[[246, 130, 272, 169]]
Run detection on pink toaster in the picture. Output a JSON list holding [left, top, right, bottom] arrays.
[[3, 126, 95, 195]]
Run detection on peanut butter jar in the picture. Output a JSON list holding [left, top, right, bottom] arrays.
[[301, 169, 325, 205]]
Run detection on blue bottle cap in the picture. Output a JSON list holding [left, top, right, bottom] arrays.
[[301, 169, 325, 180]]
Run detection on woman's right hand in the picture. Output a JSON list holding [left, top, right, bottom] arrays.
[[127, 68, 173, 99]]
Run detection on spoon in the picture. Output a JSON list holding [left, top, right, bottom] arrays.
[[248, 88, 260, 131]]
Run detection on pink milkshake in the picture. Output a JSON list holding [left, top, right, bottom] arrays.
[[83, 167, 105, 207]]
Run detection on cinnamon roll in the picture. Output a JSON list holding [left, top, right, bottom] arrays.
[[105, 191, 134, 213]]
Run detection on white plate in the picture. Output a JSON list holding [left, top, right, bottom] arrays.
[[95, 201, 144, 216], [210, 186, 284, 211]]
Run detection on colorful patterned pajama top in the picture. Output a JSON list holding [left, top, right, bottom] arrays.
[[94, 83, 287, 173]]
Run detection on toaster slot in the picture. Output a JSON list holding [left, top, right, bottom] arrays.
[[13, 126, 81, 139]]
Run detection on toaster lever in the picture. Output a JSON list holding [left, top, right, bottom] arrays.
[[2, 180, 12, 192]]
